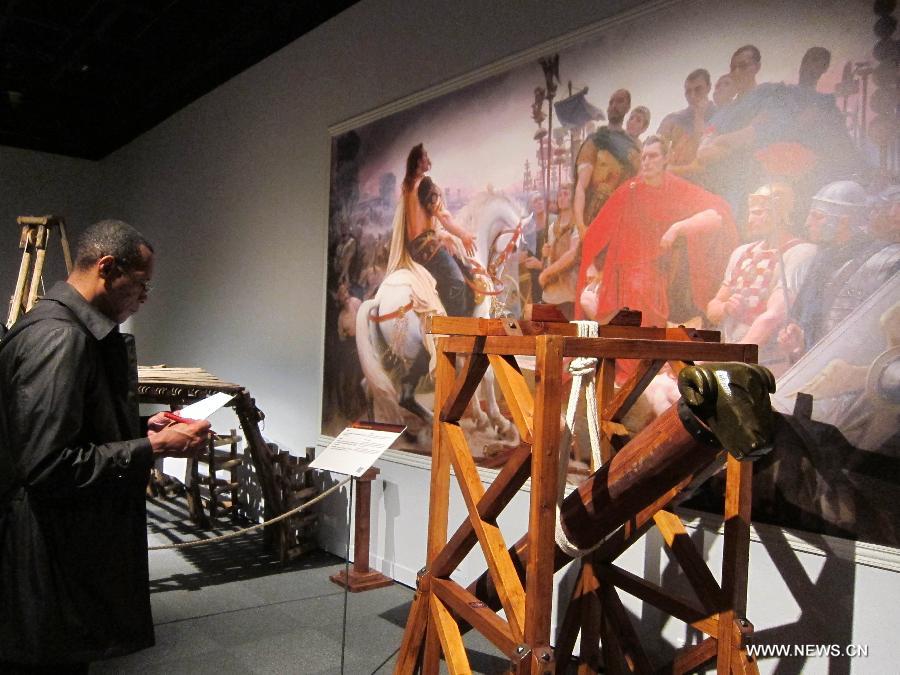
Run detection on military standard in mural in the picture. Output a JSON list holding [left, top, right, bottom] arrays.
[[323, 0, 898, 547]]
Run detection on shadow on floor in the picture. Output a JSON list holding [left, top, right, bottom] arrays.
[[146, 496, 339, 593]]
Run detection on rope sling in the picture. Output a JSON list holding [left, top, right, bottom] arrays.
[[554, 320, 606, 559]]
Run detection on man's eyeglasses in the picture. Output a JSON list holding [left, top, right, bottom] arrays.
[[116, 262, 153, 294]]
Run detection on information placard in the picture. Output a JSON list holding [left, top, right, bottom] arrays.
[[310, 421, 405, 477]]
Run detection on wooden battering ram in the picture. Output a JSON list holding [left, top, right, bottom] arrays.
[[138, 366, 317, 562], [395, 311, 773, 674]]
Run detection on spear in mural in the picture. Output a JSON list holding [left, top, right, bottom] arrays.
[[531, 86, 547, 192], [539, 54, 560, 217]]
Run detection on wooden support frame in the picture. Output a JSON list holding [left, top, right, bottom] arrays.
[[395, 315, 760, 674], [7, 215, 73, 329]]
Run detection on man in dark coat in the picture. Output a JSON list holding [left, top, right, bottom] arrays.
[[0, 219, 210, 672]]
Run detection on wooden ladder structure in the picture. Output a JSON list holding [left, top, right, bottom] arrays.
[[7, 215, 73, 329], [394, 312, 761, 674]]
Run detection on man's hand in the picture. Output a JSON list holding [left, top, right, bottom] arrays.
[[523, 256, 543, 271], [460, 231, 477, 257], [777, 322, 806, 360], [147, 411, 177, 433], [659, 221, 683, 251], [148, 415, 211, 457]]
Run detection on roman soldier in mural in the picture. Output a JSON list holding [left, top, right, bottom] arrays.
[[575, 135, 738, 333], [778, 180, 883, 360], [538, 183, 580, 320], [707, 183, 817, 377], [657, 68, 717, 169], [572, 89, 641, 238]]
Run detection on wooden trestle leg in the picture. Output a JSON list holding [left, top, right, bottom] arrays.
[[393, 314, 766, 675]]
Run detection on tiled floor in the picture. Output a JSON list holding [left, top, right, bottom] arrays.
[[92, 498, 507, 674]]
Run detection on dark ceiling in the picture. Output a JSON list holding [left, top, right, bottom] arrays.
[[0, 1, 358, 160]]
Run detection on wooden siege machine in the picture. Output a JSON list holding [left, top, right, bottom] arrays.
[[395, 310, 770, 674], [138, 366, 319, 562]]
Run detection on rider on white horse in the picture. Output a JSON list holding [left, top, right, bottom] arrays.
[[382, 143, 478, 415]]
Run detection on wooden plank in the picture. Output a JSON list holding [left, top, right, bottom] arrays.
[[487, 353, 535, 444], [444, 422, 526, 642], [428, 314, 578, 336], [553, 567, 587, 669], [427, 342, 456, 562], [426, 315, 721, 342], [422, 618, 442, 675], [596, 358, 617, 467], [429, 594, 470, 675], [602, 359, 665, 423], [431, 578, 518, 656], [606, 307, 643, 326], [524, 334, 564, 648], [523, 303, 569, 322], [440, 351, 489, 423], [670, 637, 718, 675], [395, 590, 430, 674], [596, 564, 718, 637], [718, 456, 754, 674], [599, 584, 654, 674], [653, 510, 722, 614], [564, 338, 751, 362], [431, 442, 532, 577], [731, 644, 761, 675], [554, 559, 603, 668], [443, 336, 751, 361]]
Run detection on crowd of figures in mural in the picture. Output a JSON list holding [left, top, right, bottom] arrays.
[[323, 0, 899, 546]]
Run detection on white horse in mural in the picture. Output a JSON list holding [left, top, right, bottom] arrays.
[[355, 191, 523, 443]]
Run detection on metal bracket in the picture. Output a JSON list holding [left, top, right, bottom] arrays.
[[502, 318, 523, 336]]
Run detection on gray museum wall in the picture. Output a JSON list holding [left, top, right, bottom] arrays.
[[93, 0, 642, 448], [1, 1, 896, 672], [0, 146, 102, 303]]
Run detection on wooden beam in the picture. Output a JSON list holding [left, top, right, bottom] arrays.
[[670, 637, 718, 674], [431, 442, 532, 577], [440, 350, 489, 423], [442, 336, 755, 362], [427, 342, 456, 562], [601, 359, 666, 422], [394, 589, 429, 673], [445, 422, 526, 642], [596, 358, 617, 467], [718, 456, 754, 674], [487, 353, 535, 444], [427, 314, 578, 336], [599, 584, 654, 674], [653, 510, 722, 614], [555, 559, 604, 672], [597, 564, 718, 637], [524, 334, 564, 648], [426, 315, 722, 342], [432, 578, 518, 656], [429, 593, 470, 674], [565, 338, 754, 363]]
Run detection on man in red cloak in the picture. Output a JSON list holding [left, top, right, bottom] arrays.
[[576, 135, 738, 329]]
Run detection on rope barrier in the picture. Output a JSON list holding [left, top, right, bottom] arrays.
[[148, 475, 352, 551]]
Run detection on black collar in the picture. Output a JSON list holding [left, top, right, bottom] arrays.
[[43, 281, 118, 341]]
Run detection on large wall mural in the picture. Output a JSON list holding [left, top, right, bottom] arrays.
[[323, 0, 899, 546]]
